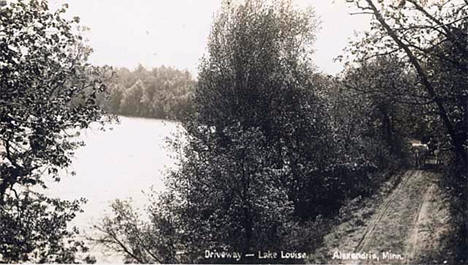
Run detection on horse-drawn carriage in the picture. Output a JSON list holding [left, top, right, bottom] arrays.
[[409, 139, 440, 169]]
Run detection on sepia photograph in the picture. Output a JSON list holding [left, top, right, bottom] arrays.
[[0, 0, 467, 264]]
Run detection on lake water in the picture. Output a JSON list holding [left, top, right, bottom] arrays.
[[44, 116, 182, 262]]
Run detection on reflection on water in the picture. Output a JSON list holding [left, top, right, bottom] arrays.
[[45, 116, 181, 263]]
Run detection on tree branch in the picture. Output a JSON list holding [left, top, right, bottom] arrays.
[[364, 0, 458, 147]]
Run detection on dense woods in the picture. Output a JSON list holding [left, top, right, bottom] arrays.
[[102, 65, 195, 121], [1, 0, 467, 264]]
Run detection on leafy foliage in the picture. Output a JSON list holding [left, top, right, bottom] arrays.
[[346, 0, 467, 165], [0, 191, 94, 263], [337, 57, 417, 166], [0, 0, 111, 262]]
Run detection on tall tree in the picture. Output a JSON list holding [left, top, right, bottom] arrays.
[[0, 0, 111, 262], [348, 0, 467, 165], [192, 0, 341, 219], [174, 0, 321, 256]]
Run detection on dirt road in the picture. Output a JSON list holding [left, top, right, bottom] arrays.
[[318, 170, 451, 264]]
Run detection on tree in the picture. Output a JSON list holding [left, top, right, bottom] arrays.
[[163, 0, 358, 258], [193, 0, 338, 218], [0, 0, 110, 262], [169, 124, 295, 260], [92, 199, 179, 264], [340, 56, 417, 163], [0, 192, 95, 263], [348, 0, 467, 165], [119, 79, 145, 116], [107, 83, 125, 113]]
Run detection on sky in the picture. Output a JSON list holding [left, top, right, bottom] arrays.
[[48, 0, 371, 77]]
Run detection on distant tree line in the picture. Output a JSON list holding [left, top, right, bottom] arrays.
[[102, 65, 195, 120]]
